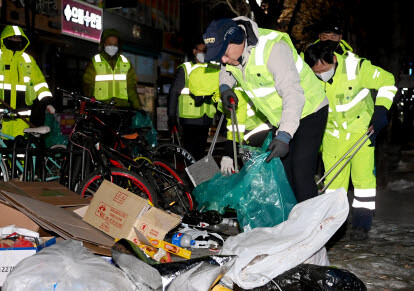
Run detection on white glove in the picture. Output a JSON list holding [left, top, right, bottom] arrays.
[[220, 156, 234, 176], [46, 105, 56, 114]]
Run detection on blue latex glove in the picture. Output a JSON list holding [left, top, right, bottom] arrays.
[[369, 105, 388, 147], [265, 131, 291, 163]]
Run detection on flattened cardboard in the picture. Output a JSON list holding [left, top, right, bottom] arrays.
[[0, 181, 89, 207], [0, 202, 39, 232], [0, 191, 114, 248], [83, 180, 181, 242]]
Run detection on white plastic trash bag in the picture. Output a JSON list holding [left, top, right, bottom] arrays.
[[220, 188, 349, 289], [3, 240, 136, 291]]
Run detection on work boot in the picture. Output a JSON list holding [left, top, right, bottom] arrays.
[[350, 226, 369, 241]]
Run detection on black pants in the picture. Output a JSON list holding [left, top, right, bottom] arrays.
[[281, 106, 328, 203], [182, 124, 210, 161]]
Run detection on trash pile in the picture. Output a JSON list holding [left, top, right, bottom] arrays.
[[0, 153, 367, 290]]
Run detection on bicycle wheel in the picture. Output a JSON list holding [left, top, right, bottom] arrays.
[[145, 159, 194, 216], [78, 167, 158, 205], [150, 143, 196, 172], [44, 145, 66, 182], [0, 158, 9, 181]]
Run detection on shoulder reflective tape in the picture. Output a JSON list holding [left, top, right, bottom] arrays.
[[234, 87, 243, 91], [352, 199, 375, 210], [34, 82, 48, 92], [17, 110, 31, 115], [120, 55, 128, 63], [333, 121, 338, 127], [346, 133, 351, 140], [342, 121, 347, 129], [24, 76, 30, 82], [335, 88, 370, 112], [187, 63, 208, 75], [0, 75, 4, 81], [325, 129, 340, 138], [247, 103, 251, 109], [255, 31, 279, 66], [354, 188, 376, 198], [22, 53, 31, 63], [0, 83, 11, 90], [94, 54, 102, 62], [227, 124, 246, 132], [95, 74, 114, 81], [181, 88, 190, 94], [247, 109, 255, 117], [114, 74, 127, 80], [244, 123, 271, 140], [377, 85, 397, 101], [15, 85, 26, 91], [295, 56, 304, 73], [38, 91, 52, 100], [328, 106, 333, 112], [345, 53, 360, 80], [12, 26, 21, 36]]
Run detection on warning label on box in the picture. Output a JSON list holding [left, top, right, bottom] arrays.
[[95, 202, 128, 229], [113, 191, 128, 204]]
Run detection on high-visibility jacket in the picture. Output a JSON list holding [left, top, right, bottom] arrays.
[[92, 53, 130, 101], [218, 87, 268, 143], [178, 62, 218, 119], [225, 29, 326, 128], [324, 52, 397, 138], [0, 25, 52, 137]]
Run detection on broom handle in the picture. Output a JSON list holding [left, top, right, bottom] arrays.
[[207, 114, 224, 156], [0, 98, 35, 128], [230, 106, 238, 173]]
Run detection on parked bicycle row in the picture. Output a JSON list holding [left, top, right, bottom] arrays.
[[0, 89, 198, 217]]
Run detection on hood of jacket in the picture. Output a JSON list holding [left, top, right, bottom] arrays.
[[233, 16, 259, 50], [99, 28, 121, 59], [0, 25, 30, 53]]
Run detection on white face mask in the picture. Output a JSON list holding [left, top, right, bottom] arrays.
[[316, 65, 335, 82], [104, 45, 118, 57], [196, 52, 205, 63]]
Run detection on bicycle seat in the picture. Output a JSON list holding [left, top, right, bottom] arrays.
[[23, 126, 50, 135], [120, 127, 152, 139]]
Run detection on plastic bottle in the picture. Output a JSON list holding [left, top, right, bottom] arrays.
[[172, 233, 194, 248], [208, 218, 238, 232]]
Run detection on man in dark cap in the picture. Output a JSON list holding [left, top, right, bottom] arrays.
[[83, 29, 141, 109], [317, 21, 354, 55], [203, 17, 329, 203]]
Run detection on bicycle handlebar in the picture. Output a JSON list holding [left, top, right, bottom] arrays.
[[57, 87, 137, 114]]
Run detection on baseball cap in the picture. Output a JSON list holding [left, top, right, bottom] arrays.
[[203, 18, 245, 62], [319, 22, 342, 35]]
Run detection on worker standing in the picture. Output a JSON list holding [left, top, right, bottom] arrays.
[[304, 42, 397, 240], [82, 29, 141, 110], [0, 25, 53, 137], [167, 38, 218, 160]]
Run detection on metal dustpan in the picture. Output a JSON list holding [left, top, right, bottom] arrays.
[[185, 114, 225, 187]]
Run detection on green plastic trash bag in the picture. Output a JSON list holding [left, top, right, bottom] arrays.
[[192, 136, 297, 231], [131, 111, 158, 148], [43, 112, 68, 148]]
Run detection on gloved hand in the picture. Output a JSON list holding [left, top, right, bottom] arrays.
[[46, 105, 56, 114], [220, 156, 235, 176], [221, 88, 238, 110], [168, 116, 178, 133], [265, 131, 291, 163], [369, 105, 388, 147]]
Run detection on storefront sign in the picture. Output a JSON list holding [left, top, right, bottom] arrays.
[[62, 0, 103, 43]]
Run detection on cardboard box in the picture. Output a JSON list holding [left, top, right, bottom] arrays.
[[0, 202, 40, 232], [0, 237, 56, 286], [83, 180, 181, 242]]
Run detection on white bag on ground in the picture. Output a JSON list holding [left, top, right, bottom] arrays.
[[220, 189, 349, 289], [3, 240, 136, 291]]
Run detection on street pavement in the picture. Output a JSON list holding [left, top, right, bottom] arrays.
[[328, 146, 414, 290]]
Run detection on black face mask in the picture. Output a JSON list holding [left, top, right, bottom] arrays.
[[320, 39, 340, 50], [3, 38, 27, 51]]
